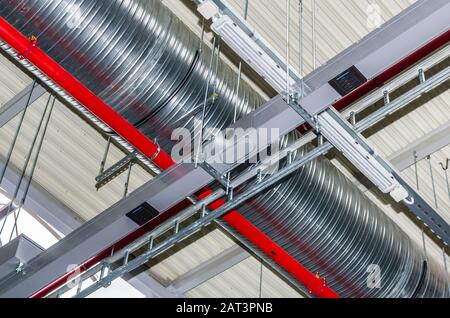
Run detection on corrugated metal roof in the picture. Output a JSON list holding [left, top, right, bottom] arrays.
[[0, 0, 448, 298]]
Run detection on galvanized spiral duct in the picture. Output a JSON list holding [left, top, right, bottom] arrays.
[[1, 0, 448, 297]]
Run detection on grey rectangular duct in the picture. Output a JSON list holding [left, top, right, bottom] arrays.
[[0, 235, 43, 282]]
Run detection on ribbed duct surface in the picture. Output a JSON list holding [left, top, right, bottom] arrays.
[[1, 0, 448, 297]]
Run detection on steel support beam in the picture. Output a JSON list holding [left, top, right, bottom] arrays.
[[388, 121, 450, 171], [0, 83, 46, 128], [167, 245, 250, 294], [0, 0, 448, 298], [123, 272, 183, 299], [0, 160, 80, 236]]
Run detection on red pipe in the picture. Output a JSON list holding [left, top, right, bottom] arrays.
[[332, 29, 450, 111], [0, 17, 338, 298]]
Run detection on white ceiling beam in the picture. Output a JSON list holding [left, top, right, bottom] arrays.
[[0, 160, 81, 236], [167, 245, 250, 295], [0, 83, 47, 128], [123, 272, 183, 298]]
